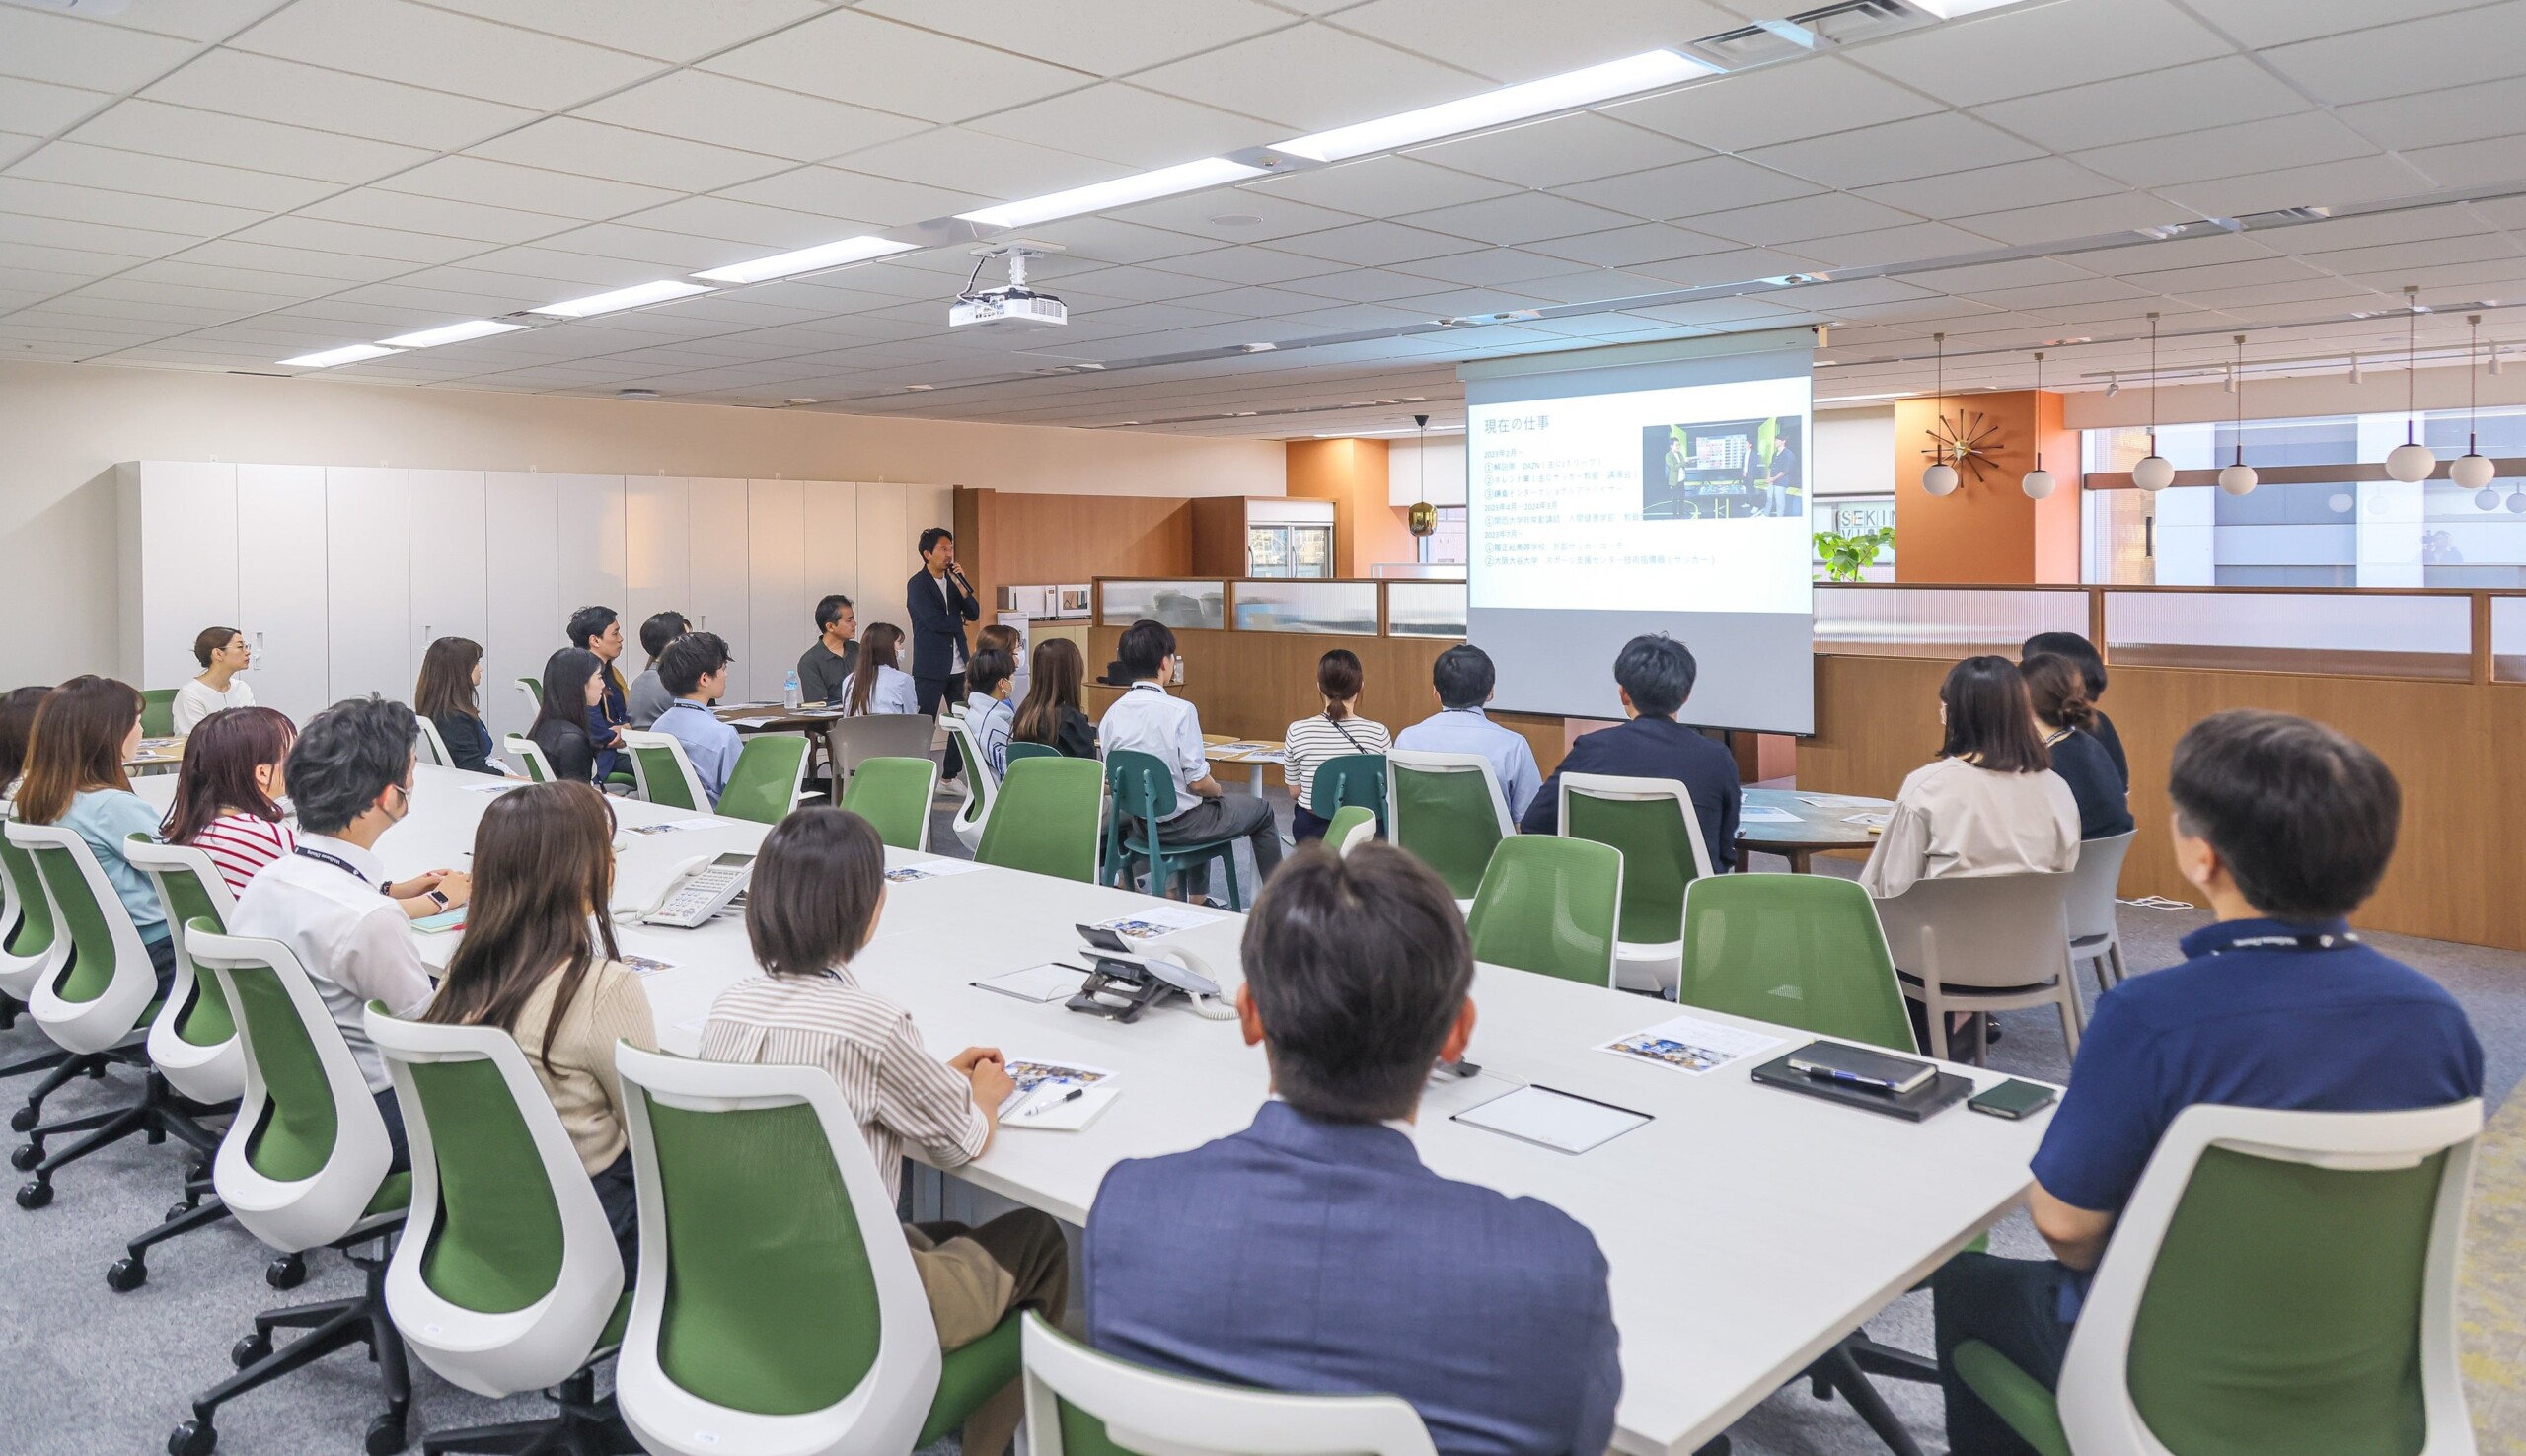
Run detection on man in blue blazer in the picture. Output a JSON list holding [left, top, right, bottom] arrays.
[[1084, 843, 1623, 1456], [1520, 633, 1741, 870], [906, 525, 979, 777]]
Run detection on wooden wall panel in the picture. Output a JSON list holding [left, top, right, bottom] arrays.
[[958, 487, 1193, 628], [1189, 496, 1247, 578], [1798, 652, 2526, 951], [1086, 624, 1448, 743]]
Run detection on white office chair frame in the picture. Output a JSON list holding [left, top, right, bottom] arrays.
[[614, 1045, 946, 1456], [2064, 829, 2137, 993], [1557, 772, 1714, 996], [1385, 749, 1514, 911], [944, 716, 998, 854], [620, 728, 713, 811], [515, 679, 543, 726], [2055, 1099, 2483, 1456], [1021, 1312, 1439, 1456], [504, 735, 557, 784], [187, 925, 402, 1253], [0, 825, 71, 1006], [415, 718, 452, 769], [124, 838, 246, 1105], [367, 1007, 625, 1398], [6, 822, 160, 1055]]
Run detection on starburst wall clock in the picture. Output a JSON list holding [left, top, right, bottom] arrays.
[[1922, 408, 2003, 483]]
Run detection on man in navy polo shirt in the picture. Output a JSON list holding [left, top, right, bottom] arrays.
[[1932, 709, 2482, 1455]]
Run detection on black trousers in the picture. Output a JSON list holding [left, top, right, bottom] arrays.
[[1290, 805, 1332, 842], [145, 933, 177, 999], [374, 1087, 411, 1175], [1932, 1252, 2077, 1456], [589, 1150, 640, 1283], [917, 672, 967, 778]]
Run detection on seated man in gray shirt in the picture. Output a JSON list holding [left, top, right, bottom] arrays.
[[796, 593, 859, 705], [627, 610, 687, 729]]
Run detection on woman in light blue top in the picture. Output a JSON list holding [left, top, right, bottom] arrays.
[[13, 677, 175, 991], [838, 623, 922, 718], [963, 646, 1017, 781]]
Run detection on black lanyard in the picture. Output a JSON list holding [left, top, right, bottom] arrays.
[[292, 845, 371, 888], [1324, 712, 1366, 752], [2208, 930, 2360, 954]]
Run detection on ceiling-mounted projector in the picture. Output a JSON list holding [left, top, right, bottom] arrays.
[[950, 243, 1066, 330]]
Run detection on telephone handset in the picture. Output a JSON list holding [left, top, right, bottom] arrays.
[[1068, 924, 1235, 1022], [618, 851, 754, 928]]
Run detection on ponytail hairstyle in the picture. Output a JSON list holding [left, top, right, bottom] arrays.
[[1317, 649, 1364, 722], [2019, 652, 2096, 733]]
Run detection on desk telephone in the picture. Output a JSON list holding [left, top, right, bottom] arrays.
[[619, 851, 754, 928], [1066, 924, 1235, 1023]]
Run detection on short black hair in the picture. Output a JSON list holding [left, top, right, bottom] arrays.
[[814, 594, 854, 631], [566, 606, 618, 651], [1118, 619, 1175, 680], [1240, 842, 1471, 1123], [288, 695, 416, 836], [918, 527, 954, 557], [638, 612, 689, 663], [2169, 710, 2399, 920], [1614, 633, 1696, 718], [747, 807, 886, 978], [968, 646, 1014, 698], [1431, 644, 1495, 710], [660, 631, 731, 697], [2023, 630, 2107, 699]]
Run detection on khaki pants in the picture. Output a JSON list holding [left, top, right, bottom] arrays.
[[905, 1210, 1069, 1456]]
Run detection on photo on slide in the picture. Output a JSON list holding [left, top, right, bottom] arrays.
[[1640, 415, 1804, 521]]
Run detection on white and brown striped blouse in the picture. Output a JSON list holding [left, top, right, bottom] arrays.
[[697, 967, 989, 1202]]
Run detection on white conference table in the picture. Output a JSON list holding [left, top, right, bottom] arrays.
[[223, 764, 2055, 1456]]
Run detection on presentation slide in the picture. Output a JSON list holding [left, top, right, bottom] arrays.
[[1469, 375, 1812, 616]]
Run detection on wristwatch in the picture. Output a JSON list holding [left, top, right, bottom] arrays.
[[425, 889, 451, 910]]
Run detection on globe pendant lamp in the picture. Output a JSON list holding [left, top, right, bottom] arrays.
[[1922, 332, 1959, 495], [2453, 313, 2496, 495], [2132, 312, 2173, 491], [2384, 285, 2438, 482], [2021, 350, 2057, 498], [2217, 335, 2258, 496]]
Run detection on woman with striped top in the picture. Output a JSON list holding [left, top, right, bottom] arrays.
[[162, 706, 302, 897], [1284, 649, 1391, 842]]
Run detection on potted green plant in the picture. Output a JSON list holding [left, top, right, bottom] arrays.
[[1813, 524, 1894, 582]]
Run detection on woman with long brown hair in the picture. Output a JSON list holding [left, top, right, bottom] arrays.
[[0, 685, 50, 799], [415, 636, 503, 777], [15, 677, 175, 988], [1011, 637, 1096, 759], [421, 780, 654, 1275], [839, 622, 920, 716], [1858, 654, 2079, 901], [162, 706, 299, 897]]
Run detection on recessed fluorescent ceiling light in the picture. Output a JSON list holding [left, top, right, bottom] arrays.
[[376, 319, 527, 348], [958, 157, 1265, 231], [1276, 49, 1715, 163], [279, 343, 401, 368], [694, 235, 918, 284], [530, 280, 712, 318]]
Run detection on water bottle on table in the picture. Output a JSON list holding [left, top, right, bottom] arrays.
[[783, 670, 801, 710]]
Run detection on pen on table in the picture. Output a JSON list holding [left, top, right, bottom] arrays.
[[1023, 1087, 1087, 1118]]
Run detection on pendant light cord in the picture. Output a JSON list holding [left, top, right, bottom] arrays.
[[2233, 335, 2246, 466], [2032, 351, 2043, 470], [2407, 286, 2420, 446], [2147, 312, 2159, 455], [2471, 313, 2482, 456], [1933, 333, 1945, 463]]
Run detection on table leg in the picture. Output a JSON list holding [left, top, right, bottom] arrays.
[[1249, 765, 1265, 797], [1789, 848, 1813, 874]]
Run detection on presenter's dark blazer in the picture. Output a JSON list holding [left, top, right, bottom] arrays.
[[1520, 712, 1742, 869], [905, 568, 979, 680]]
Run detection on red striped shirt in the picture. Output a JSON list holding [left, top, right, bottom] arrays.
[[190, 813, 297, 898]]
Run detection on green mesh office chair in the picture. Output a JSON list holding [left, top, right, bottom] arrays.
[[1385, 750, 1513, 906], [842, 757, 938, 852], [621, 729, 708, 811], [141, 687, 179, 738], [1004, 742, 1061, 766], [717, 735, 813, 825], [977, 757, 1104, 884], [504, 735, 556, 783], [1325, 805, 1377, 856], [1103, 750, 1245, 909], [1464, 837, 1623, 987], [1560, 772, 1716, 995], [1957, 1100, 2482, 1456], [1306, 753, 1387, 834]]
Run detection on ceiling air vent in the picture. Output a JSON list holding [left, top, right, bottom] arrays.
[[1686, 1, 1931, 67]]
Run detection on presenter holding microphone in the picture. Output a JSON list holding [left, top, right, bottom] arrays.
[[908, 526, 981, 783]]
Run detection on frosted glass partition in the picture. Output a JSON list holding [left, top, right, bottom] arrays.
[[1098, 580, 1225, 630], [1232, 580, 1380, 635], [1814, 586, 2087, 657], [2106, 591, 2471, 680], [1387, 581, 1467, 637], [2489, 596, 2526, 683]]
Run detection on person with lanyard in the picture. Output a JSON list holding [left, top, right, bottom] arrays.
[[566, 605, 631, 783], [1096, 619, 1281, 904], [230, 695, 473, 1174], [1282, 648, 1390, 842], [1930, 709, 2483, 1456], [906, 528, 979, 783], [651, 631, 743, 807], [1392, 643, 1541, 821]]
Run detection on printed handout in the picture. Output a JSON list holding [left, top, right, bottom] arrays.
[[1600, 1013, 1784, 1076]]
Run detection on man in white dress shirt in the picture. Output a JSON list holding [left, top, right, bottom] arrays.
[[1098, 619, 1281, 903]]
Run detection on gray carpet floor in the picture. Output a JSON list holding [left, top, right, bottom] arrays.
[[1, 789, 2517, 1456]]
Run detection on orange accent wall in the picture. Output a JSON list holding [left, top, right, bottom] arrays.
[[1286, 437, 1413, 577], [1894, 389, 2081, 584]]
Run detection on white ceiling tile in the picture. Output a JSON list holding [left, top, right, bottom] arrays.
[[229, 214, 491, 265], [2272, 209, 2489, 255], [1130, 22, 1483, 133], [1854, 157, 2124, 219], [1242, 154, 1516, 216], [2262, 5, 2526, 106], [2292, 233, 2521, 279], [2156, 155, 2433, 216], [0, 209, 195, 258], [2339, 75, 2526, 153], [572, 70, 929, 165], [1326, 0, 1738, 80], [1690, 190, 1922, 246], [1601, 58, 1940, 153], [1270, 220, 1487, 266], [1747, 112, 2043, 190], [1950, 276, 2147, 312], [1151, 247, 1349, 286], [2182, 0, 2488, 50], [422, 0, 822, 63], [0, 132, 38, 170], [1624, 246, 1822, 288], [227, 0, 663, 111], [8, 139, 337, 213], [2405, 135, 2526, 190], [1790, 221, 2004, 268], [296, 188, 580, 246], [1851, 0, 2231, 108], [716, 164, 992, 224], [1394, 192, 1640, 246], [141, 50, 536, 151], [166, 238, 420, 283], [2073, 113, 2380, 190], [1521, 223, 1738, 269], [1560, 154, 1820, 221], [1953, 191, 2194, 246], [1390, 246, 1593, 288], [0, 175, 260, 235], [529, 223, 746, 271], [857, 0, 1296, 76], [963, 84, 1276, 170], [466, 117, 792, 194], [1041, 264, 1227, 303], [0, 76, 111, 136], [61, 98, 434, 184], [1408, 112, 1705, 189], [1110, 185, 1361, 242], [0, 7, 200, 93], [1970, 57, 2311, 155], [619, 194, 876, 251], [1015, 216, 1223, 265], [376, 155, 686, 221], [703, 11, 1091, 125], [828, 127, 1121, 202]]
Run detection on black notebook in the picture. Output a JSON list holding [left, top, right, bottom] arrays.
[[1750, 1044, 1974, 1123]]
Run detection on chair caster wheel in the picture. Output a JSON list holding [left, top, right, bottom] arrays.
[[168, 1201, 194, 1221], [10, 1142, 40, 1171], [7, 1105, 35, 1132], [265, 1253, 305, 1289], [231, 1332, 270, 1368], [107, 1256, 147, 1291], [169, 1420, 216, 1456], [16, 1179, 51, 1208], [364, 1412, 408, 1455]]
